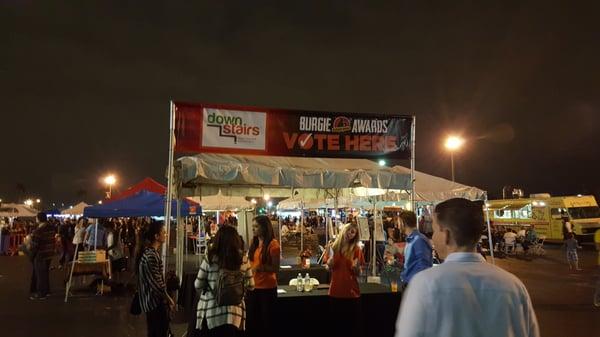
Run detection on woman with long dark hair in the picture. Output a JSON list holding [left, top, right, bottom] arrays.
[[195, 226, 254, 336], [325, 222, 365, 337], [246, 215, 280, 337], [136, 221, 174, 337]]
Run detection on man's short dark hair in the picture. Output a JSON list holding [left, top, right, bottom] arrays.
[[400, 210, 417, 229], [434, 198, 484, 248], [36, 212, 47, 222]]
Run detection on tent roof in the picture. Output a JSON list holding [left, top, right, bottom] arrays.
[[110, 177, 166, 201], [84, 190, 200, 218], [175, 154, 412, 197], [390, 165, 486, 201], [61, 202, 90, 215], [0, 203, 38, 218]]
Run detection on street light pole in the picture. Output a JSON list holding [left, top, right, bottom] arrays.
[[450, 151, 455, 182], [444, 135, 464, 183]]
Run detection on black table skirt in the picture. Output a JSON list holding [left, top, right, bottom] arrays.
[[178, 272, 401, 337]]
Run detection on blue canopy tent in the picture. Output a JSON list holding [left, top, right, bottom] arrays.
[[83, 190, 200, 218]]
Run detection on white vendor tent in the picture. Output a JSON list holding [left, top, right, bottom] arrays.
[[175, 153, 412, 198], [278, 196, 373, 210], [390, 165, 485, 201], [0, 203, 38, 218], [190, 192, 252, 211], [61, 202, 89, 216]]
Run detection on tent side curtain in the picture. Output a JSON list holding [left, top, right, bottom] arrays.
[[175, 154, 412, 197], [83, 190, 200, 218]]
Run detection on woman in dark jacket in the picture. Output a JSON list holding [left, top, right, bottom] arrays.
[[136, 221, 174, 337]]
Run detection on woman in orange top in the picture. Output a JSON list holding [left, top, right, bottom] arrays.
[[246, 215, 280, 337], [326, 222, 365, 337]]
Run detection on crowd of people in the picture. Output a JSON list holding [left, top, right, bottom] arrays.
[[9, 197, 576, 337]]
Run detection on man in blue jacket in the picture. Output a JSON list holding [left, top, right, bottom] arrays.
[[400, 210, 433, 284]]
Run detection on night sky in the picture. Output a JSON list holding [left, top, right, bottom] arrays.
[[2, 1, 599, 206]]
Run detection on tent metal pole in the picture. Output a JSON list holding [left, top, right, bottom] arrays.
[[176, 198, 182, 279], [163, 100, 175, 276], [410, 115, 417, 217], [300, 202, 305, 254], [484, 192, 495, 264]]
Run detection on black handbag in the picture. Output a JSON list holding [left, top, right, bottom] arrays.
[[130, 292, 142, 315]]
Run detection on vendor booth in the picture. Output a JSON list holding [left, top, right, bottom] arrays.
[[165, 101, 416, 337], [61, 202, 89, 216]]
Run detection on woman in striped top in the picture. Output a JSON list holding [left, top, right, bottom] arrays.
[[136, 221, 174, 337], [195, 225, 254, 337]]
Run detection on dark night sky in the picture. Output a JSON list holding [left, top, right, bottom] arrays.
[[1, 1, 599, 206]]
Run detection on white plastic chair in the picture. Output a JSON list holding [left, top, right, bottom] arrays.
[[531, 235, 546, 256]]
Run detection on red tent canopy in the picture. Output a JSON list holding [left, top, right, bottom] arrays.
[[110, 177, 167, 201]]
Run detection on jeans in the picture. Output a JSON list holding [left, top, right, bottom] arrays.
[[30, 257, 51, 297]]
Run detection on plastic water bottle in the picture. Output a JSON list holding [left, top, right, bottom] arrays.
[[304, 273, 311, 292], [296, 273, 304, 292]]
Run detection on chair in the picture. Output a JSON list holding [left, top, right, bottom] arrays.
[[195, 236, 207, 256], [504, 241, 516, 255], [530, 236, 546, 256]]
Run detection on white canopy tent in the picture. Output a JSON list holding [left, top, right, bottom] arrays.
[[0, 203, 38, 218], [189, 192, 253, 211], [61, 202, 89, 216], [278, 196, 373, 210], [175, 153, 412, 198]]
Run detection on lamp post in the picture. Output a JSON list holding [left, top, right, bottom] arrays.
[[444, 136, 465, 182], [103, 175, 117, 199]]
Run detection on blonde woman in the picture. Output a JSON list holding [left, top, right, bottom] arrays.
[[325, 223, 365, 337]]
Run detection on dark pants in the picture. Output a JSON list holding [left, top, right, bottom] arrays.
[[73, 243, 84, 260], [146, 304, 171, 337], [30, 257, 51, 297], [59, 238, 72, 265], [246, 288, 277, 337], [329, 297, 363, 337], [196, 319, 240, 337]]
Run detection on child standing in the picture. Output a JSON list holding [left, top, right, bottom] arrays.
[[565, 232, 582, 271]]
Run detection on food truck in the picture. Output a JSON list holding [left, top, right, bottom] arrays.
[[486, 194, 600, 242]]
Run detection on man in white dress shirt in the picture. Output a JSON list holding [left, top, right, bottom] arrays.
[[395, 198, 540, 337]]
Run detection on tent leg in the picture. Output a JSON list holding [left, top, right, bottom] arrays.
[[484, 193, 495, 264], [64, 243, 79, 303]]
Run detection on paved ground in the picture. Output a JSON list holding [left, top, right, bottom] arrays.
[[1, 245, 598, 337]]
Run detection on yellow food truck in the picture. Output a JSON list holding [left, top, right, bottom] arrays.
[[486, 195, 600, 242]]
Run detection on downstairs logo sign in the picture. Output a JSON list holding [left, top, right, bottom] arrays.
[[202, 108, 266, 151]]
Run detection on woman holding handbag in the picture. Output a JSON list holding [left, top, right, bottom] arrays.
[[195, 225, 254, 337]]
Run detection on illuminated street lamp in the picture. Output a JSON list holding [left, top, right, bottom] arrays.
[[444, 136, 465, 182], [24, 199, 33, 206], [378, 159, 386, 167], [36, 199, 41, 203], [103, 174, 117, 198]]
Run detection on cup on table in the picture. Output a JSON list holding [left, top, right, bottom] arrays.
[[390, 281, 398, 292]]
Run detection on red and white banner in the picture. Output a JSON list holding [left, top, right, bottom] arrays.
[[174, 102, 413, 159]]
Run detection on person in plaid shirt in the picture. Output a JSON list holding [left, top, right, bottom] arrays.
[[195, 226, 254, 336]]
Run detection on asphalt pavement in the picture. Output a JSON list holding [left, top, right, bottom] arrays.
[[1, 244, 598, 337]]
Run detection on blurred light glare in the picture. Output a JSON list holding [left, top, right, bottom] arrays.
[[104, 175, 117, 185], [444, 136, 465, 151]]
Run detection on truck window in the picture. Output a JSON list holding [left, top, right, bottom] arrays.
[[568, 206, 600, 219], [550, 208, 567, 219]]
